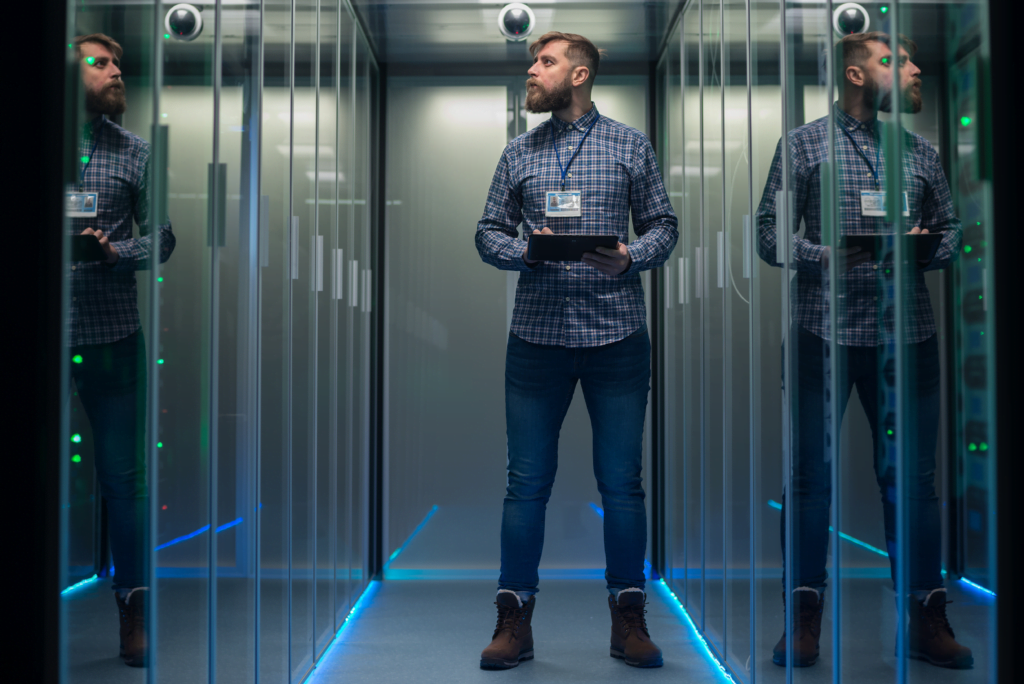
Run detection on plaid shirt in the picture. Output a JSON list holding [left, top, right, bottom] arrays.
[[756, 104, 961, 346], [67, 116, 176, 347], [476, 105, 678, 348]]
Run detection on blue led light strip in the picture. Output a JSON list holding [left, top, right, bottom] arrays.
[[958, 576, 997, 597], [654, 579, 738, 683], [303, 580, 383, 682], [61, 574, 99, 596], [767, 500, 889, 557], [589, 503, 653, 576], [384, 505, 438, 568], [153, 517, 243, 551]]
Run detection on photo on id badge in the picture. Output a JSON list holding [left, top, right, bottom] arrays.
[[66, 192, 99, 218], [546, 191, 582, 218]]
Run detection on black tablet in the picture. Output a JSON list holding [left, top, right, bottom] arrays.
[[71, 234, 107, 262], [838, 233, 943, 265], [526, 234, 618, 262]]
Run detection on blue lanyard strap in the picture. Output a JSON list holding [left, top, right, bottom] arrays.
[[839, 120, 882, 191], [550, 110, 600, 191], [80, 129, 101, 192]]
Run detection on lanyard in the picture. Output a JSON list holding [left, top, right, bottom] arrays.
[[839, 121, 882, 191], [550, 110, 600, 191], [80, 130, 101, 192]]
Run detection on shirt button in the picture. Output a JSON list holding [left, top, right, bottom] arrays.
[[565, 296, 570, 302], [71, 265, 76, 271], [873, 264, 878, 270], [567, 172, 572, 178], [565, 265, 571, 271], [867, 173, 872, 178]]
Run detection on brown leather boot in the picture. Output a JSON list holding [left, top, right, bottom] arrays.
[[906, 589, 973, 669], [608, 589, 663, 668], [480, 591, 535, 669], [115, 589, 148, 667], [772, 588, 824, 667]]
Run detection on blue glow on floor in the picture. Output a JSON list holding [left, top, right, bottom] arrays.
[[589, 502, 652, 578], [959, 576, 997, 597], [767, 500, 889, 557], [61, 574, 99, 596], [153, 516, 244, 551], [654, 579, 738, 683], [385, 505, 438, 568], [304, 580, 382, 682]]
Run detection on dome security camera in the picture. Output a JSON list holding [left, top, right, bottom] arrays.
[[833, 3, 870, 35], [498, 3, 535, 42], [165, 4, 204, 42]]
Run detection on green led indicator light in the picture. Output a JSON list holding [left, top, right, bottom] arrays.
[[157, 442, 164, 448], [72, 354, 83, 364], [964, 245, 972, 253], [157, 358, 165, 364], [979, 295, 983, 300], [887, 429, 894, 436], [980, 331, 985, 335], [960, 116, 971, 126], [81, 156, 90, 164], [881, 57, 889, 65], [164, 34, 171, 39], [981, 240, 988, 246], [71, 454, 82, 463], [71, 433, 82, 443], [157, 277, 164, 282], [885, 268, 891, 274], [980, 442, 988, 452], [85, 56, 96, 66], [978, 257, 982, 262], [68, 43, 73, 49], [968, 443, 977, 451]]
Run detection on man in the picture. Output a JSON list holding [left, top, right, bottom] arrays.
[[69, 33, 176, 668], [756, 32, 970, 669], [475, 31, 678, 670]]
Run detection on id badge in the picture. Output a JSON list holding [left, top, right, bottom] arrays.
[[545, 191, 582, 218], [66, 192, 99, 218], [860, 191, 910, 217]]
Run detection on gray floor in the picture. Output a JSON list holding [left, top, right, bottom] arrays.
[[310, 579, 722, 684]]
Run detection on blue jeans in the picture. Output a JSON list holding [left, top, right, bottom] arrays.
[[499, 325, 651, 595], [782, 325, 942, 592], [71, 329, 149, 591]]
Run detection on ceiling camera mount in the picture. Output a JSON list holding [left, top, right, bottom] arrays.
[[833, 3, 870, 36], [498, 3, 535, 42], [165, 4, 204, 42]]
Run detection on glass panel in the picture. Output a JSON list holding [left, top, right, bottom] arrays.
[[64, 4, 157, 683], [749, 0, 785, 681], [259, 1, 293, 681], [291, 0, 318, 677], [702, 0, 726, 651], [722, 0, 753, 676]]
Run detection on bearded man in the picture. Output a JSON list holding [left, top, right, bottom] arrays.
[[474, 31, 677, 670], [755, 33, 970, 669], [68, 33, 176, 668]]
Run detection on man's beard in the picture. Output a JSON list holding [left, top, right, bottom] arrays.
[[86, 81, 127, 116], [525, 74, 573, 114], [866, 75, 922, 114]]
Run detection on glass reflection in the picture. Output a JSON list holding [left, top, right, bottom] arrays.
[[756, 28, 970, 673], [69, 29, 173, 671]]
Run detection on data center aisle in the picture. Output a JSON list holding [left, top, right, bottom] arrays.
[[310, 579, 722, 684]]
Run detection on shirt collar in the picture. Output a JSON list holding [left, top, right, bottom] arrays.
[[550, 103, 599, 133], [834, 102, 877, 133], [83, 114, 108, 139]]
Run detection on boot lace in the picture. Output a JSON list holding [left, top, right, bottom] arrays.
[[616, 601, 650, 636], [492, 601, 527, 641], [922, 598, 955, 639]]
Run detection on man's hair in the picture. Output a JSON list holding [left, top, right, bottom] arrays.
[[528, 31, 604, 86], [833, 31, 918, 89], [74, 33, 123, 64]]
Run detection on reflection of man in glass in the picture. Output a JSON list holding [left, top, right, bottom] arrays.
[[476, 31, 677, 670], [756, 32, 971, 669], [69, 33, 176, 668]]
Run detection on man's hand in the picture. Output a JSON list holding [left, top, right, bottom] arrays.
[[523, 227, 554, 265], [821, 246, 870, 274], [81, 227, 119, 265], [583, 242, 631, 276], [907, 226, 929, 235]]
